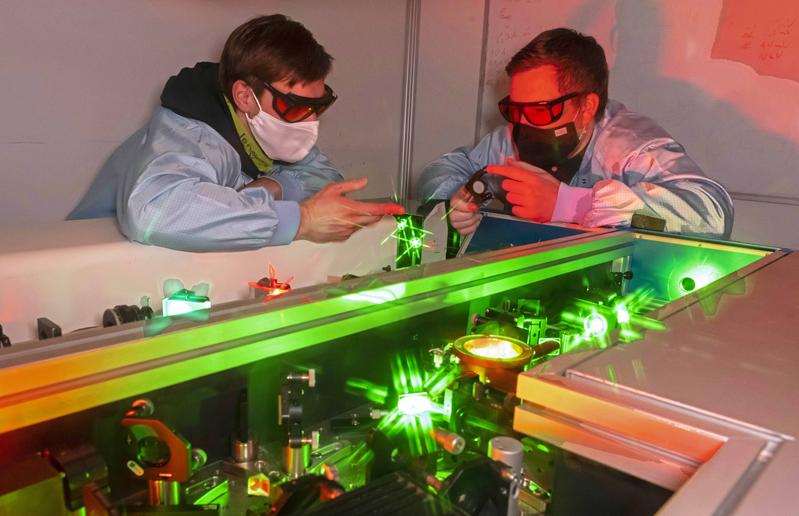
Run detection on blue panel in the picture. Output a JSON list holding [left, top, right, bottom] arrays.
[[464, 213, 588, 254], [627, 237, 766, 304]]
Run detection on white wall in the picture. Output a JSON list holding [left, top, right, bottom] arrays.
[[479, 0, 799, 249], [411, 0, 487, 199], [0, 0, 407, 222], [280, 0, 407, 200]]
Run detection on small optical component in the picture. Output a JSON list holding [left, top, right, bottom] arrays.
[[674, 264, 721, 296], [162, 289, 211, 317], [397, 393, 434, 416], [464, 167, 512, 211], [465, 167, 494, 205], [680, 277, 696, 292], [583, 312, 609, 338], [488, 436, 524, 476], [453, 334, 532, 369], [102, 304, 154, 327], [431, 427, 465, 455], [250, 264, 293, 300], [0, 325, 10, 348]]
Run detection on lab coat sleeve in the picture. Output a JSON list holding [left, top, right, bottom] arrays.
[[267, 146, 344, 202], [417, 125, 512, 202], [552, 139, 733, 239], [120, 151, 300, 252]]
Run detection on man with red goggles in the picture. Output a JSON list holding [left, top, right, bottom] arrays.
[[69, 15, 403, 251], [418, 28, 732, 239]]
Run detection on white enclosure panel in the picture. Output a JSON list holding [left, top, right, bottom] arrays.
[[0, 217, 398, 344]]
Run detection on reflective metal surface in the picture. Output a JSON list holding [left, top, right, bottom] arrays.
[[515, 249, 797, 515]]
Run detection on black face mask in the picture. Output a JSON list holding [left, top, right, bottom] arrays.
[[512, 121, 582, 174]]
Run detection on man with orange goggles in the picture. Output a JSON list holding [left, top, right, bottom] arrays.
[[69, 14, 403, 251], [418, 28, 732, 239]]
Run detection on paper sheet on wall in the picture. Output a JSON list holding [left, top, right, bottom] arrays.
[[711, 0, 799, 82]]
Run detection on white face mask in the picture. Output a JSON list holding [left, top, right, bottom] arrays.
[[246, 91, 319, 163]]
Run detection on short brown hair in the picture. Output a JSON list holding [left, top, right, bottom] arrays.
[[219, 14, 333, 99], [506, 28, 608, 121]]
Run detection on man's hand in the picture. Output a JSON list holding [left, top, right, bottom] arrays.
[[295, 178, 405, 243], [487, 159, 560, 222], [242, 177, 283, 200], [449, 186, 481, 236]]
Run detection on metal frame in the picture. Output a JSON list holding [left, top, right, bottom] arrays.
[[515, 372, 785, 514], [0, 230, 632, 434], [514, 246, 792, 515], [474, 0, 492, 145], [397, 0, 422, 201]]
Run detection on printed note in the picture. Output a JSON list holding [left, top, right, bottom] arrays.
[[711, 0, 799, 81]]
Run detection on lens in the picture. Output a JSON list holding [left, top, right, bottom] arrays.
[[137, 435, 171, 467], [274, 96, 289, 114], [523, 105, 554, 126], [282, 106, 314, 123]]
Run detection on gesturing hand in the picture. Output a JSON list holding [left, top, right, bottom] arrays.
[[295, 178, 405, 243], [487, 160, 560, 222]]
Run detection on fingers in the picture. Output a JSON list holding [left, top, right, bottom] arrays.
[[501, 179, 528, 195], [505, 159, 560, 187], [329, 202, 395, 229], [451, 203, 481, 233], [488, 163, 552, 183], [311, 213, 383, 241], [450, 208, 480, 235], [450, 202, 479, 221], [323, 177, 369, 195], [510, 205, 544, 221], [345, 199, 405, 216], [450, 186, 479, 231], [453, 200, 478, 213], [451, 213, 479, 227], [346, 216, 384, 230], [451, 188, 477, 212], [501, 176, 552, 194], [511, 205, 529, 219], [451, 186, 472, 202], [457, 219, 480, 235], [381, 203, 406, 215], [486, 164, 529, 182], [505, 191, 527, 206], [505, 158, 547, 174]]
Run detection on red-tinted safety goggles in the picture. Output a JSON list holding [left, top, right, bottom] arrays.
[[263, 82, 337, 123], [498, 92, 581, 126]]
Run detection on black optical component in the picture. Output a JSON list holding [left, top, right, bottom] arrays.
[[465, 167, 494, 205]]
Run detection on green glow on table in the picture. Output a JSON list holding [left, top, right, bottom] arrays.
[[2, 233, 633, 434], [583, 312, 609, 337], [397, 393, 433, 416], [342, 284, 406, 305], [676, 264, 721, 294], [345, 378, 388, 405], [561, 287, 666, 352], [346, 354, 459, 456]]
